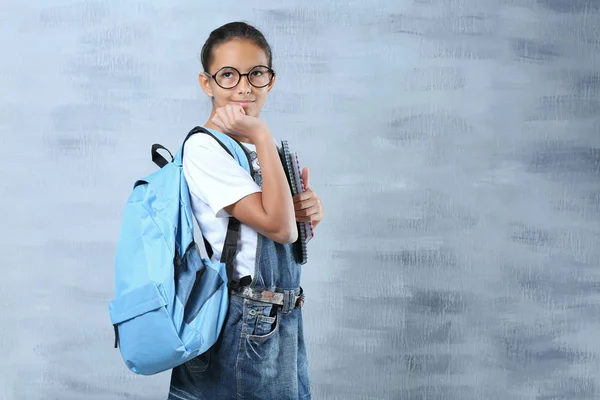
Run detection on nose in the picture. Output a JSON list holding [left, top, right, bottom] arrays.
[[236, 74, 252, 94]]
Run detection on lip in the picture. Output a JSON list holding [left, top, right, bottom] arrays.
[[231, 100, 255, 105]]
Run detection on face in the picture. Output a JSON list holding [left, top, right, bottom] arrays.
[[199, 39, 275, 118]]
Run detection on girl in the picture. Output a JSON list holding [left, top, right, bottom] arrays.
[[167, 22, 323, 400]]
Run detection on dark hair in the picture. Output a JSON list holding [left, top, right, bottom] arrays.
[[201, 22, 273, 72]]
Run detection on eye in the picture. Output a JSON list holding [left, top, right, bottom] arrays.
[[251, 70, 263, 76]]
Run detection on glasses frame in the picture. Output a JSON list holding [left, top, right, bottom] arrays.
[[204, 65, 276, 89]]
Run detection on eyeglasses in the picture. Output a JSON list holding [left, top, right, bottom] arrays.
[[205, 65, 275, 89]]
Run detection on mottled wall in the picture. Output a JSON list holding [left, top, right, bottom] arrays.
[[1, 0, 599, 399]]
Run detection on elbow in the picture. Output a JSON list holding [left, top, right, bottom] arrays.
[[285, 225, 299, 244], [273, 224, 298, 244]]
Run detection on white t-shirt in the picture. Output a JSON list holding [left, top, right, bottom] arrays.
[[182, 130, 262, 281]]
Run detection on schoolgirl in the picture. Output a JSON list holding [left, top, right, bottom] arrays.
[[167, 21, 324, 400]]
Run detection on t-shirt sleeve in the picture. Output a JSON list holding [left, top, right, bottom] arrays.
[[183, 134, 261, 218]]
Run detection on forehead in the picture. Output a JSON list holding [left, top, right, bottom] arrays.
[[210, 39, 269, 71]]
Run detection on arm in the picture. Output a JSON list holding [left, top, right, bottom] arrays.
[[224, 132, 297, 244]]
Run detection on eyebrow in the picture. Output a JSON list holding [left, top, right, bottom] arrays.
[[212, 64, 269, 72]]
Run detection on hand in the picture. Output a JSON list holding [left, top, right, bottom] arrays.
[[211, 104, 269, 141], [293, 167, 324, 229]]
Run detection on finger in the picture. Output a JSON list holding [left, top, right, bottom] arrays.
[[225, 104, 237, 125], [301, 167, 310, 190], [231, 103, 245, 115], [295, 204, 320, 217], [228, 103, 245, 123], [293, 190, 314, 203], [292, 193, 303, 203], [296, 211, 320, 222], [294, 197, 318, 211]]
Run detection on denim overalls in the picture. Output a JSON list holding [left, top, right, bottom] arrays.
[[168, 149, 311, 400]]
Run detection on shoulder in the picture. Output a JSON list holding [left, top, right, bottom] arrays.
[[183, 132, 239, 168], [182, 131, 251, 178], [185, 132, 228, 153]]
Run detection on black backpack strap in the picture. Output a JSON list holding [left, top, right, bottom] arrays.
[[221, 218, 241, 287], [197, 220, 239, 286], [185, 126, 256, 177], [151, 144, 174, 168], [181, 125, 233, 158], [203, 237, 213, 259], [151, 125, 250, 169], [228, 136, 256, 177]]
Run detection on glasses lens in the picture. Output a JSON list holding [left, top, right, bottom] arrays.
[[248, 66, 273, 87], [215, 67, 240, 88]]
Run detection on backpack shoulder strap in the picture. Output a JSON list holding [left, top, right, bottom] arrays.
[[180, 126, 252, 287], [184, 126, 254, 176]]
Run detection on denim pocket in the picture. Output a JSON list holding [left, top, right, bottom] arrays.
[[246, 304, 280, 342], [254, 314, 277, 337], [248, 313, 279, 342]]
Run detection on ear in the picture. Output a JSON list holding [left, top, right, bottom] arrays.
[[265, 73, 276, 93], [198, 72, 214, 98]]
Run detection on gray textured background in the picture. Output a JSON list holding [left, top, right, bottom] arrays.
[[1, 0, 599, 399]]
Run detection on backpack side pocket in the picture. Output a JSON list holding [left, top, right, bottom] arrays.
[[109, 282, 188, 375]]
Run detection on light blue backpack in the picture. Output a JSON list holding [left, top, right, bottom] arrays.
[[108, 126, 252, 375]]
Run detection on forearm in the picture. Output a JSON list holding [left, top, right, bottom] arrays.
[[254, 133, 297, 241]]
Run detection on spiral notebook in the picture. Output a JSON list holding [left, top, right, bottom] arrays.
[[278, 140, 314, 265]]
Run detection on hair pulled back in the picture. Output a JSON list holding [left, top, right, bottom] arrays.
[[201, 21, 273, 72]]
